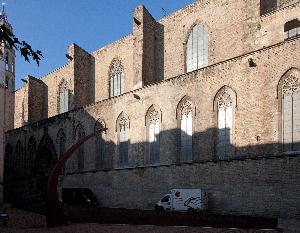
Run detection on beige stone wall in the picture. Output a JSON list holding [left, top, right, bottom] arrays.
[[28, 77, 47, 124], [41, 63, 74, 118], [4, 38, 300, 217], [14, 84, 29, 128], [92, 35, 134, 103], [258, 2, 300, 47]]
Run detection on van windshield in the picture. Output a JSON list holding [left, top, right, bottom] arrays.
[[161, 195, 170, 202]]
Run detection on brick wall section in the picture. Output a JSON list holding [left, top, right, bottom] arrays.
[[133, 6, 157, 87], [72, 44, 95, 108], [14, 83, 29, 127], [257, 1, 300, 48], [28, 76, 47, 124], [92, 35, 134, 102]]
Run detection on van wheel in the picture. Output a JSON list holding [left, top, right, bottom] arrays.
[[155, 205, 164, 212], [188, 208, 195, 213]]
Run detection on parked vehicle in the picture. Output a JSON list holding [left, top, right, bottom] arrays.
[[155, 189, 207, 212], [62, 188, 99, 206]]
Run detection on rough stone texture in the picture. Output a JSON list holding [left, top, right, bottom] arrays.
[[5, 38, 300, 214], [28, 77, 47, 124], [2, 0, 300, 232]]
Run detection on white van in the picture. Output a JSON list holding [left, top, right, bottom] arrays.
[[155, 189, 207, 212]]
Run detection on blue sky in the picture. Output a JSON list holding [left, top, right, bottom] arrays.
[[5, 0, 196, 89]]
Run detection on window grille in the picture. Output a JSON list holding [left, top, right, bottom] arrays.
[[186, 25, 208, 72], [282, 76, 300, 152], [109, 58, 124, 97], [118, 115, 129, 167], [148, 107, 160, 164], [180, 100, 193, 162], [284, 19, 300, 40], [217, 93, 234, 160]]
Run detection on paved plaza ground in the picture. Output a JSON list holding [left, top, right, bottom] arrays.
[[0, 207, 279, 233]]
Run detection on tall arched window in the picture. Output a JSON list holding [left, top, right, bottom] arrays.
[[56, 129, 66, 158], [58, 80, 69, 114], [215, 87, 236, 160], [95, 119, 106, 169], [284, 19, 300, 40], [4, 144, 12, 179], [27, 137, 36, 176], [186, 25, 208, 72], [75, 123, 85, 171], [15, 140, 23, 177], [281, 75, 300, 152], [109, 58, 124, 97], [117, 113, 129, 167], [178, 97, 193, 162], [146, 106, 160, 164], [56, 129, 66, 173]]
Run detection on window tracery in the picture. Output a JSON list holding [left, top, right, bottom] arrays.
[[146, 106, 160, 164], [109, 58, 124, 97]]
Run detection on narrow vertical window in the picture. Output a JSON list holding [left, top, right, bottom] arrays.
[[117, 113, 129, 167], [282, 76, 300, 152], [186, 25, 208, 72], [15, 141, 22, 177], [28, 137, 36, 176], [58, 80, 69, 114], [147, 106, 160, 164], [109, 58, 124, 97], [75, 124, 85, 171], [95, 120, 106, 169], [179, 99, 193, 162], [217, 92, 234, 160], [4, 144, 12, 179], [56, 129, 66, 173]]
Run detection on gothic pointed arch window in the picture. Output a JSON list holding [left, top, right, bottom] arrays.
[[95, 119, 107, 169], [215, 87, 236, 160], [116, 112, 129, 167], [109, 58, 124, 97], [27, 137, 36, 176], [146, 106, 161, 164], [4, 143, 12, 179], [15, 140, 23, 177], [177, 97, 194, 162], [280, 74, 300, 152], [186, 24, 208, 73], [75, 123, 85, 171], [56, 129, 66, 173], [56, 129, 66, 158], [58, 80, 69, 114]]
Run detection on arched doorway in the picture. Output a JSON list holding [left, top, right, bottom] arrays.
[[35, 133, 57, 202]]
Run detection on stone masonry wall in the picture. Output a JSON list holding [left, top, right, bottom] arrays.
[[92, 35, 134, 103], [28, 77, 47, 124], [4, 38, 300, 219]]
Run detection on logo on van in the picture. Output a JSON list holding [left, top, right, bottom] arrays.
[[175, 191, 180, 197]]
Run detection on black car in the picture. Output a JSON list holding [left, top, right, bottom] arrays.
[[62, 188, 99, 206]]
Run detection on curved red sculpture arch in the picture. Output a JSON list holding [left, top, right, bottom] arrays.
[[46, 128, 107, 227]]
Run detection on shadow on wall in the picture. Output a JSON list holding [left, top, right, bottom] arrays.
[[3, 104, 299, 205]]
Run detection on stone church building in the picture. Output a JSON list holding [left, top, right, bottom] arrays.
[[1, 0, 300, 229]]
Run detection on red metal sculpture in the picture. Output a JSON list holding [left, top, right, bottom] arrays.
[[46, 127, 107, 227]]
